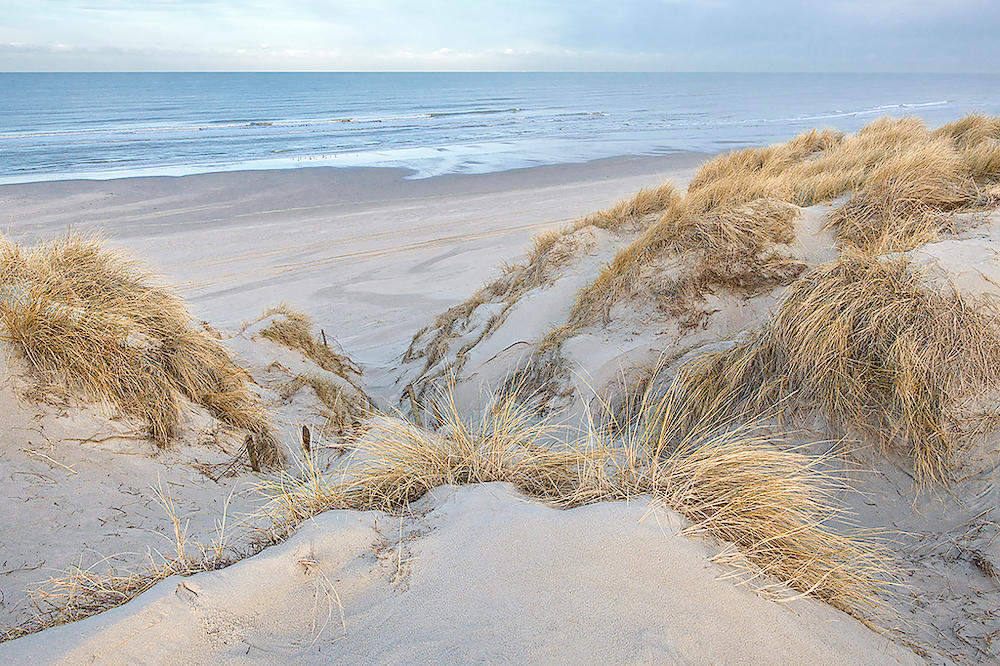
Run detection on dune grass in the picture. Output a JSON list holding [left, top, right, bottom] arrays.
[[259, 305, 361, 380], [262, 382, 893, 622], [562, 115, 1000, 337], [260, 386, 593, 522], [576, 196, 806, 327], [672, 252, 1000, 484], [599, 385, 890, 615], [278, 373, 368, 435], [7, 379, 892, 638], [5, 377, 893, 637], [400, 183, 678, 406], [255, 305, 370, 432], [2, 482, 247, 642], [570, 182, 681, 232], [826, 135, 975, 253], [0, 234, 279, 465]]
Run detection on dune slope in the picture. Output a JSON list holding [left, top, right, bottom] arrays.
[[0, 484, 919, 666]]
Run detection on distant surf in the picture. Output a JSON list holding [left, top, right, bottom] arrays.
[[2, 72, 999, 184]]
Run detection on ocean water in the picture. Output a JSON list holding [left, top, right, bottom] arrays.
[[2, 72, 1000, 184]]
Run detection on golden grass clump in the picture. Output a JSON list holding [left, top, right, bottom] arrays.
[[279, 373, 368, 434], [826, 136, 975, 252], [259, 305, 361, 379], [0, 234, 279, 465], [9, 381, 893, 637], [595, 386, 889, 615], [961, 138, 1000, 182], [263, 386, 595, 521], [932, 113, 1000, 148], [644, 198, 802, 320], [686, 128, 845, 194], [563, 115, 1000, 338], [262, 382, 892, 620], [673, 253, 1000, 484], [573, 182, 681, 231]]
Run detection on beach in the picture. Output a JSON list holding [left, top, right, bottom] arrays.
[[3, 114, 1000, 664], [0, 154, 706, 400], [0, 153, 715, 642], [5, 0, 1000, 658], [4, 0, 1000, 660]]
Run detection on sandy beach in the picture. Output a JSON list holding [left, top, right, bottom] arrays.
[[5, 0, 1000, 660], [0, 154, 706, 402], [3, 114, 1000, 665]]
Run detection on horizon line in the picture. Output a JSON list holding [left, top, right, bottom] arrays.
[[3, 70, 999, 75]]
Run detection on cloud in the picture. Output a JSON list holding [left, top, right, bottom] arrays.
[[0, 41, 111, 55], [1, 1, 998, 71]]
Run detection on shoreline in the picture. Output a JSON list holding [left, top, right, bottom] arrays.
[[0, 150, 708, 190], [0, 149, 706, 187]]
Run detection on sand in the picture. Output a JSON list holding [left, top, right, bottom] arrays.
[[0, 154, 706, 404], [392, 186, 1000, 663], [0, 154, 950, 663], [0, 312, 356, 634], [1, 484, 919, 665]]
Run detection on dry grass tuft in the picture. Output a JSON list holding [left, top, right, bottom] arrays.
[[0, 234, 279, 465], [826, 136, 975, 252], [575, 197, 805, 326], [262, 381, 894, 621], [562, 115, 1000, 340], [9, 380, 895, 638], [574, 182, 681, 232], [3, 483, 240, 641], [279, 373, 368, 435], [687, 127, 845, 193], [962, 138, 1000, 182], [932, 113, 1000, 148], [593, 386, 891, 615], [259, 305, 361, 379], [673, 253, 1000, 484], [262, 385, 596, 523]]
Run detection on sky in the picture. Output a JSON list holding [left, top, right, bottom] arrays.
[[1, 0, 998, 72]]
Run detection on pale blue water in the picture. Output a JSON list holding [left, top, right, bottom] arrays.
[[2, 72, 1000, 184]]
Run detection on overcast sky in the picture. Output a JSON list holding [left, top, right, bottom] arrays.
[[1, 0, 998, 72]]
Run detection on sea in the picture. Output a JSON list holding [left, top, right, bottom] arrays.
[[2, 72, 1000, 185]]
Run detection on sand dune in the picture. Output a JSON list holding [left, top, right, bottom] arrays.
[[1, 484, 919, 665], [4, 119, 1000, 665]]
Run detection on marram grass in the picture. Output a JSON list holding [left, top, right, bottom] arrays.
[[261, 382, 896, 624], [401, 182, 679, 404], [673, 251, 1000, 484], [0, 234, 279, 465], [567, 114, 1000, 332]]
